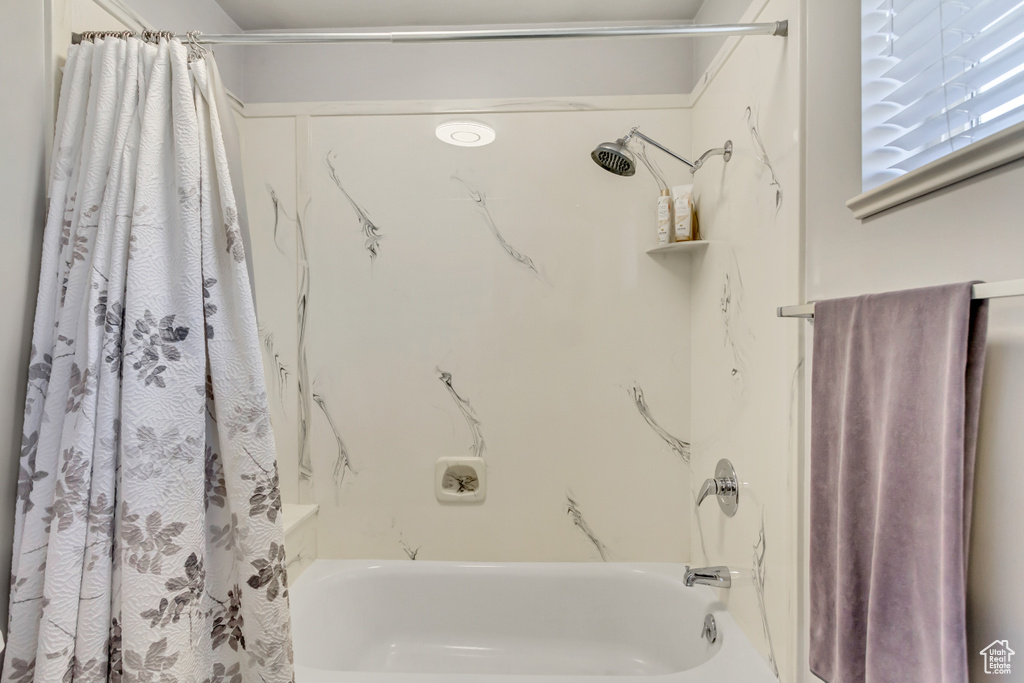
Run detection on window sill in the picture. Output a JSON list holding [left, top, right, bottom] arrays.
[[847, 119, 1024, 220]]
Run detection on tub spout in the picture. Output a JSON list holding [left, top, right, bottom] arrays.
[[684, 565, 732, 588]]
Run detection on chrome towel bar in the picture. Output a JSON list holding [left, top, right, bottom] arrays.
[[777, 279, 1024, 319]]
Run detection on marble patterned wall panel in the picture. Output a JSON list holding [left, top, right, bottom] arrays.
[[292, 108, 696, 562], [239, 116, 301, 503], [688, 0, 803, 679]]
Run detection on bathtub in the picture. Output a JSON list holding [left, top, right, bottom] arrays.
[[289, 560, 777, 682]]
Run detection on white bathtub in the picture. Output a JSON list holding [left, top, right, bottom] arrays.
[[290, 560, 777, 682]]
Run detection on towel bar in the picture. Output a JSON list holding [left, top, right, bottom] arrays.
[[777, 279, 1024, 319]]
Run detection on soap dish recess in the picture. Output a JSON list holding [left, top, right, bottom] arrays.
[[435, 457, 486, 504]]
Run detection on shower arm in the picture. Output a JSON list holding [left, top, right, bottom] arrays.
[[625, 128, 733, 174]]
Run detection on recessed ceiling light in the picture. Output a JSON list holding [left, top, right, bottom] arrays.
[[435, 121, 495, 147]]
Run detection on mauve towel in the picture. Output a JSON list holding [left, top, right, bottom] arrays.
[[809, 282, 988, 683]]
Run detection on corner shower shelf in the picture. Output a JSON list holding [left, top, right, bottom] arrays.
[[645, 240, 722, 256]]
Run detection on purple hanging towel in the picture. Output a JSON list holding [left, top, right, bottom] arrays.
[[810, 282, 988, 682]]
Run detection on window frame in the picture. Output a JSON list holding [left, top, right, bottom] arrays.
[[851, 0, 1024, 219], [848, 117, 1024, 218]]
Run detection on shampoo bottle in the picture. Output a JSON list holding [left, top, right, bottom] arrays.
[[671, 184, 694, 242], [657, 189, 672, 246]]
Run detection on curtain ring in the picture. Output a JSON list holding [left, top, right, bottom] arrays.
[[186, 31, 208, 62]]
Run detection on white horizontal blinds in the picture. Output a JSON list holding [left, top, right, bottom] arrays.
[[862, 0, 1024, 190]]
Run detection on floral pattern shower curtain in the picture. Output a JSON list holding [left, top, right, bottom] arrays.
[[2, 37, 293, 682]]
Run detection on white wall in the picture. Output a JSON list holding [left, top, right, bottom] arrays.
[[803, 2, 1024, 681], [688, 0, 802, 679], [0, 0, 49, 630], [242, 30, 698, 103], [240, 104, 697, 563], [691, 0, 755, 83]]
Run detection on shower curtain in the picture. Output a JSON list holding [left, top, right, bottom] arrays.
[[2, 37, 293, 682]]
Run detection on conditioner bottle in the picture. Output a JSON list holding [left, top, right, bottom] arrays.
[[671, 184, 694, 242]]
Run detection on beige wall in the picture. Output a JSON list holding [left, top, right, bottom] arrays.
[[803, 2, 1024, 681], [0, 0, 49, 631]]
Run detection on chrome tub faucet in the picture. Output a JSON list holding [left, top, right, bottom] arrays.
[[684, 565, 732, 588]]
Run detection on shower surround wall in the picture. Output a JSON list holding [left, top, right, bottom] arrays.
[[688, 0, 802, 680], [237, 3, 802, 676], [240, 107, 696, 562]]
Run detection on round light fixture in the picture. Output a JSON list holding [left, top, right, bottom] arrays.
[[435, 121, 496, 147]]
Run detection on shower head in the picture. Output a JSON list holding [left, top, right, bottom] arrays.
[[591, 128, 731, 177], [591, 138, 637, 176]]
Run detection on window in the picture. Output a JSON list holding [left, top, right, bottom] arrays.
[[861, 0, 1024, 192]]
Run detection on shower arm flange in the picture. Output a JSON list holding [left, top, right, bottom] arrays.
[[690, 140, 733, 174], [626, 129, 733, 175]]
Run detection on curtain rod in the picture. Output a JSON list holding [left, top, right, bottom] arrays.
[[72, 21, 788, 46], [777, 279, 1024, 319]]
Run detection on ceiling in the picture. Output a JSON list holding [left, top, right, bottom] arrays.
[[212, 0, 707, 31]]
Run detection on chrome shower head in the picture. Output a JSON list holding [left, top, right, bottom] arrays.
[[592, 128, 732, 177], [591, 138, 636, 176]]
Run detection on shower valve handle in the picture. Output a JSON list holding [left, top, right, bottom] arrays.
[[695, 459, 739, 517]]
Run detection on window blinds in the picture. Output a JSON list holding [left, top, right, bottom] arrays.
[[862, 0, 1024, 190]]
